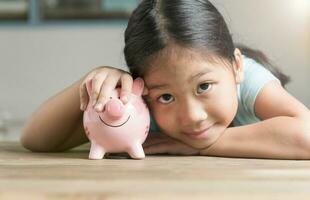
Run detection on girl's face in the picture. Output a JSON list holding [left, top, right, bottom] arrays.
[[143, 48, 243, 149]]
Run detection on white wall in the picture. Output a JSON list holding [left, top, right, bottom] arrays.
[[0, 0, 309, 140], [0, 26, 127, 120]]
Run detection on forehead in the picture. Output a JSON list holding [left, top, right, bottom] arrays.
[[143, 45, 231, 81]]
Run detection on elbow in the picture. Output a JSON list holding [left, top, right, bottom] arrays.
[[20, 132, 57, 153], [20, 121, 67, 153], [20, 121, 33, 151], [20, 136, 36, 152], [20, 133, 36, 152], [20, 122, 54, 152], [20, 125, 42, 152]]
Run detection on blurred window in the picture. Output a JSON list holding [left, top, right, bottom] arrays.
[[0, 0, 28, 20], [0, 0, 140, 23], [42, 0, 140, 20]]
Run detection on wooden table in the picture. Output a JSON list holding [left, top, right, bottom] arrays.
[[1, 142, 310, 200]]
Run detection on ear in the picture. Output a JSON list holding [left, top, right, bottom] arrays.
[[132, 78, 145, 96], [233, 48, 244, 84]]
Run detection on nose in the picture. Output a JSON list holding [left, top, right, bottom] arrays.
[[178, 99, 208, 129], [105, 99, 125, 119]]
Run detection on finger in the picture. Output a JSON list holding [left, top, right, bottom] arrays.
[[79, 81, 89, 111], [95, 73, 120, 112], [79, 72, 96, 111], [91, 73, 107, 108], [119, 73, 133, 104]]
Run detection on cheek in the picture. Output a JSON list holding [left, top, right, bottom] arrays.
[[210, 100, 237, 124], [150, 104, 177, 134], [153, 109, 170, 128], [209, 85, 238, 124]]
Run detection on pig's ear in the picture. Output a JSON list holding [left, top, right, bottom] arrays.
[[85, 79, 92, 96], [132, 78, 144, 96]]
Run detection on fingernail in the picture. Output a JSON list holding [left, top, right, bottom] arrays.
[[121, 96, 128, 103], [95, 103, 103, 111]]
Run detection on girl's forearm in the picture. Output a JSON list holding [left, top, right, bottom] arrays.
[[200, 116, 310, 159], [20, 76, 87, 152]]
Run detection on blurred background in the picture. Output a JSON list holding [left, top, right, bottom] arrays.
[[0, 0, 309, 141]]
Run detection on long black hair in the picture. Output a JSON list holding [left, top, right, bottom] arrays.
[[124, 0, 290, 87]]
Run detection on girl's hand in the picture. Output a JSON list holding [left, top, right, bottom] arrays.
[[79, 66, 133, 112], [143, 133, 200, 156]]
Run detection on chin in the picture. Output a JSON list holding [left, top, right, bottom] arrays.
[[177, 136, 211, 149], [183, 129, 225, 149], [190, 140, 215, 149]]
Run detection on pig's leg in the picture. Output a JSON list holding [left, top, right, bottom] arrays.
[[89, 141, 105, 160], [127, 143, 145, 159]]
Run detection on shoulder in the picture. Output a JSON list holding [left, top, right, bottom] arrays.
[[233, 56, 281, 126], [242, 55, 278, 79], [242, 55, 281, 88]]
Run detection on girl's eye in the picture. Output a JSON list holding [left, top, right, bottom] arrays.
[[197, 83, 212, 94], [157, 94, 174, 104]]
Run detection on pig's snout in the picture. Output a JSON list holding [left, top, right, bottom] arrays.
[[105, 99, 125, 119]]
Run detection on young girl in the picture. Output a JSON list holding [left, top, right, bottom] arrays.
[[21, 0, 310, 159]]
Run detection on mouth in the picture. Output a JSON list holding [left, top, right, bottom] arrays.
[[184, 124, 214, 140], [99, 115, 131, 127]]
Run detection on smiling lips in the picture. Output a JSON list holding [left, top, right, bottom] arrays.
[[184, 124, 214, 139]]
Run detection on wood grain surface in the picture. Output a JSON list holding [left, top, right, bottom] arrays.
[[1, 142, 310, 200]]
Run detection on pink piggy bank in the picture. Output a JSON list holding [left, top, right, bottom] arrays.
[[83, 78, 150, 160]]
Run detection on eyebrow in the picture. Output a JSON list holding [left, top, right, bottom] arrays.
[[147, 83, 169, 91], [189, 68, 212, 82], [147, 68, 212, 91]]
